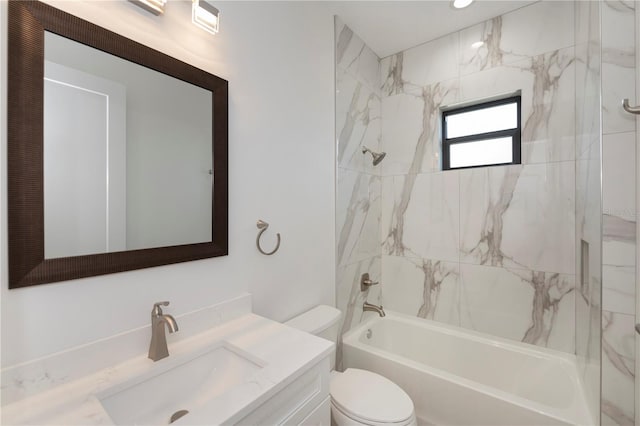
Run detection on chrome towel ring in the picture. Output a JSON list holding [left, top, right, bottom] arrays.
[[256, 220, 281, 255]]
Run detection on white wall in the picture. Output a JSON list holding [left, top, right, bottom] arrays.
[[0, 0, 335, 367]]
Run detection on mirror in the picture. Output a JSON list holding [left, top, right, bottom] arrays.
[[8, 1, 228, 288]]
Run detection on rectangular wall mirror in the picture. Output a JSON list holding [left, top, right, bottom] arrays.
[[8, 1, 228, 288]]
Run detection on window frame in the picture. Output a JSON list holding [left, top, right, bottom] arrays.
[[441, 95, 522, 171]]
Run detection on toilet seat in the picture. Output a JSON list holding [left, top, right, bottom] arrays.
[[330, 369, 415, 426], [331, 400, 416, 426]]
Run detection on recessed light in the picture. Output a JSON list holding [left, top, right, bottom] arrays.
[[452, 0, 474, 9], [471, 41, 484, 49]]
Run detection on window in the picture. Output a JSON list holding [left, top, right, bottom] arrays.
[[441, 95, 521, 170]]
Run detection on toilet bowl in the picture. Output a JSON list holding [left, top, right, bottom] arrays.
[[285, 306, 417, 426]]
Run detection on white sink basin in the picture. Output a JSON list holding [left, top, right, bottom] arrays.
[[97, 344, 264, 425]]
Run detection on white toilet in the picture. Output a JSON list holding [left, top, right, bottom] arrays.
[[285, 305, 417, 426]]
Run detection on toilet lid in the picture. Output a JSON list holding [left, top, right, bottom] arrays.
[[330, 369, 414, 424]]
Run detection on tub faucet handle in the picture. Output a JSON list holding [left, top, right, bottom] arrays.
[[361, 273, 379, 291]]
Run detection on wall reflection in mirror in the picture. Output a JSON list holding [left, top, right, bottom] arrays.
[[43, 32, 213, 259]]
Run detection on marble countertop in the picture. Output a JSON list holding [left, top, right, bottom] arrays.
[[1, 313, 334, 425]]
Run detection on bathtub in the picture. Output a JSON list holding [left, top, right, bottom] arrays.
[[341, 311, 593, 426]]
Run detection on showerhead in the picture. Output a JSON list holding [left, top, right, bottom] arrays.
[[362, 146, 386, 166]]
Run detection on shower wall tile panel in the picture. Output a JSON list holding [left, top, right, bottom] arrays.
[[601, 311, 636, 426], [375, 1, 577, 354], [600, 1, 636, 424], [336, 19, 380, 93], [380, 80, 459, 176], [458, 47, 576, 165], [381, 255, 461, 326], [458, 1, 575, 77], [336, 168, 381, 267], [601, 0, 635, 135], [381, 172, 460, 262], [335, 16, 382, 366], [336, 71, 381, 174], [335, 256, 381, 371], [459, 162, 575, 275], [459, 264, 576, 353], [603, 132, 636, 222]]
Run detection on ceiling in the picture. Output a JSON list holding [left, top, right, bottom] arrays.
[[327, 1, 538, 58]]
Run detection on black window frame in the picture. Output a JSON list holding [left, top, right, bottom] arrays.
[[441, 95, 521, 171]]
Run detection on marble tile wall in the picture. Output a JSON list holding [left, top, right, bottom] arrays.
[[599, 1, 636, 424], [334, 17, 382, 370], [378, 0, 578, 354]]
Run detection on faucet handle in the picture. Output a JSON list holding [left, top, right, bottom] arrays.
[[152, 301, 170, 315], [360, 273, 379, 291]]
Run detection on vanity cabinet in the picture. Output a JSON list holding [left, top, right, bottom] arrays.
[[234, 357, 331, 425]]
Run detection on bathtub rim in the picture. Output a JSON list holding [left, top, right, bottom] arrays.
[[341, 311, 594, 426]]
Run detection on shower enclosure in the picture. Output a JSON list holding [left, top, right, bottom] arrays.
[[334, 1, 617, 424]]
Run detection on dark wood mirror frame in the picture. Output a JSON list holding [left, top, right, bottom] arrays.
[[7, 0, 228, 289]]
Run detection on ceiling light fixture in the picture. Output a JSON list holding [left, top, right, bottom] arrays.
[[128, 0, 166, 16], [452, 0, 474, 9], [192, 0, 220, 35]]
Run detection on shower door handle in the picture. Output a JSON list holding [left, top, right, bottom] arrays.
[[635, 324, 640, 335], [622, 99, 640, 115]]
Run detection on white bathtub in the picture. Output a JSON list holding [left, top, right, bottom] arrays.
[[341, 312, 593, 426]]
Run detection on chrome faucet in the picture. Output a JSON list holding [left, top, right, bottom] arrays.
[[148, 301, 179, 361], [363, 301, 386, 317]]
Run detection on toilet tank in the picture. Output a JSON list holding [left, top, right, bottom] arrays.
[[285, 305, 342, 343]]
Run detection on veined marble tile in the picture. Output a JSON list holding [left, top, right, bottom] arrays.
[[601, 311, 635, 425], [335, 18, 380, 92], [459, 1, 574, 76], [575, 43, 602, 161], [381, 172, 459, 262], [381, 255, 460, 326], [380, 79, 458, 176], [603, 264, 635, 315], [602, 1, 635, 56], [336, 70, 381, 173], [603, 216, 636, 266], [336, 256, 381, 371], [460, 47, 576, 164], [601, 0, 635, 135], [576, 158, 602, 253], [380, 174, 402, 256], [336, 169, 381, 267], [576, 291, 602, 426], [335, 19, 378, 79], [380, 93, 424, 176], [575, 0, 601, 52], [602, 63, 636, 135], [603, 132, 636, 222], [575, 288, 600, 357], [460, 162, 575, 275], [336, 256, 382, 333], [459, 264, 575, 353], [380, 54, 403, 97], [396, 33, 459, 93], [576, 161, 603, 311]]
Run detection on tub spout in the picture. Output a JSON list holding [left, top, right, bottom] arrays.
[[363, 302, 385, 317]]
